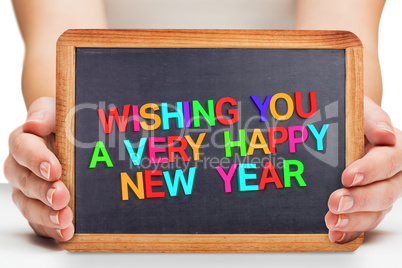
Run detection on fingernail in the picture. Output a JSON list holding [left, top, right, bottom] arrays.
[[47, 188, 56, 206], [336, 233, 346, 243], [27, 112, 44, 122], [377, 122, 395, 136], [335, 215, 349, 228], [49, 211, 60, 225], [351, 173, 364, 186], [338, 196, 354, 212], [40, 162, 51, 180], [56, 229, 64, 239]]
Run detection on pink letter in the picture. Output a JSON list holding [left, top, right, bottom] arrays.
[[288, 126, 308, 153], [132, 105, 140, 132], [148, 137, 168, 164], [215, 164, 239, 193]]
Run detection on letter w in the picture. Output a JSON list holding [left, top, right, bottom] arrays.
[[98, 104, 130, 134], [163, 167, 196, 196]]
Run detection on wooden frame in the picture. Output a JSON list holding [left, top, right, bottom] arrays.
[[56, 29, 364, 252]]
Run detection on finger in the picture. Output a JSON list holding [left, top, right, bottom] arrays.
[[325, 209, 391, 233], [4, 156, 69, 210], [23, 97, 56, 136], [328, 230, 362, 244], [328, 178, 400, 214], [342, 140, 402, 187], [11, 188, 73, 229], [8, 130, 61, 182], [364, 96, 396, 146], [29, 222, 74, 242]]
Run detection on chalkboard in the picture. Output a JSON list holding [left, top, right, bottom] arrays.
[[56, 29, 364, 252]]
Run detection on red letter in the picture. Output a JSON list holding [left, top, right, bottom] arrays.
[[98, 104, 131, 134], [144, 170, 165, 198], [215, 97, 239, 125], [259, 162, 284, 190], [268, 127, 288, 154], [167, 136, 189, 162], [294, 91, 317, 118]]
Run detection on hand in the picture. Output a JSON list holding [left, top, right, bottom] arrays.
[[326, 96, 402, 243], [4, 97, 74, 241]]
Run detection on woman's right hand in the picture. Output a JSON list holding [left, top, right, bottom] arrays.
[[4, 97, 74, 241]]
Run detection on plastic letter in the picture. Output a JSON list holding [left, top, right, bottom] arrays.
[[121, 172, 145, 200], [238, 163, 258, 191], [283, 160, 306, 187], [89, 141, 113, 168]]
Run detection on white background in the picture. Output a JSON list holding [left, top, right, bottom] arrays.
[[0, 1, 26, 184], [0, 1, 401, 267]]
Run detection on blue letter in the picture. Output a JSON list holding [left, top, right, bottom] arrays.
[[161, 102, 184, 130], [163, 167, 196, 196], [250, 95, 272, 122], [307, 124, 329, 151], [124, 138, 147, 166], [238, 163, 258, 191]]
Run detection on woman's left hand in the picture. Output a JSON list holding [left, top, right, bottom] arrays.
[[326, 96, 402, 243]]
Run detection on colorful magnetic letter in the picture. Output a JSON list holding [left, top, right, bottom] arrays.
[[98, 104, 130, 134], [268, 127, 288, 154], [307, 124, 329, 151], [167, 136, 189, 162], [121, 172, 145, 200], [140, 103, 161, 131], [259, 162, 284, 189], [185, 133, 207, 161], [247, 128, 270, 155], [216, 164, 239, 193], [161, 102, 184, 130], [124, 138, 147, 166], [283, 160, 306, 187], [148, 137, 168, 164], [132, 105, 140, 132], [215, 97, 239, 125], [163, 167, 196, 196], [144, 170, 165, 198], [192, 100, 216, 127], [238, 163, 259, 191], [224, 129, 247, 157], [288, 126, 308, 153], [270, 93, 294, 121], [89, 141, 113, 168], [250, 95, 272, 122], [295, 91, 317, 118]]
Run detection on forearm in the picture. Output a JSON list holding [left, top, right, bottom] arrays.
[[21, 50, 56, 109], [295, 0, 385, 105], [12, 0, 107, 109]]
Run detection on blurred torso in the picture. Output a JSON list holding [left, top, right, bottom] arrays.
[[104, 0, 296, 29]]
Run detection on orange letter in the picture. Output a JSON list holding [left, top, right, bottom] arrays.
[[140, 103, 161, 131]]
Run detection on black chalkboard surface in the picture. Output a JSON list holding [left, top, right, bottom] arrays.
[[56, 29, 364, 252]]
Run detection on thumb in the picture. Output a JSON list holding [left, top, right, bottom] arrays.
[[364, 96, 396, 146], [23, 97, 56, 137]]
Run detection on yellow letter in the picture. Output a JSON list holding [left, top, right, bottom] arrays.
[[270, 93, 294, 121], [121, 172, 145, 200], [247, 129, 271, 155], [140, 103, 161, 130], [184, 133, 206, 161]]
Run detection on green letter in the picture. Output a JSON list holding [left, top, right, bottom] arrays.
[[283, 160, 306, 187], [89, 141, 113, 168], [224, 129, 247, 157], [192, 100, 215, 127]]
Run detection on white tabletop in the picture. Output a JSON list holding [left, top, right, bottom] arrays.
[[1, 182, 401, 268]]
